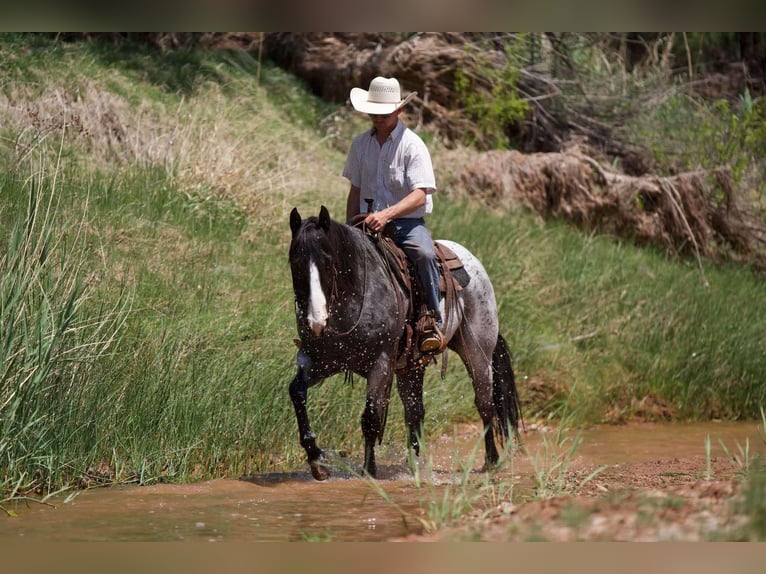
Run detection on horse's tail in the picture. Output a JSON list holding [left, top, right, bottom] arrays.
[[491, 332, 523, 443]]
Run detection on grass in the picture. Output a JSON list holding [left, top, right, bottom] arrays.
[[705, 408, 766, 540], [0, 165, 130, 502], [351, 430, 519, 535], [357, 417, 604, 536], [434, 200, 766, 423], [0, 34, 765, 513], [527, 413, 605, 499]]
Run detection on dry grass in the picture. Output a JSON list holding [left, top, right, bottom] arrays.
[[1, 75, 342, 225]]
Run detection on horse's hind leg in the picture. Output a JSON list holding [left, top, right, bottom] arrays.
[[289, 352, 328, 481], [396, 366, 426, 457], [450, 338, 501, 469], [474, 362, 501, 469]]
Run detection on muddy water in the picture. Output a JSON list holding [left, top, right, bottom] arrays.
[[2, 421, 763, 542], [575, 420, 765, 465]]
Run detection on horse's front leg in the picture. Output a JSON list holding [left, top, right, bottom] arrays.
[[360, 354, 395, 478], [396, 366, 426, 457], [289, 350, 328, 481]]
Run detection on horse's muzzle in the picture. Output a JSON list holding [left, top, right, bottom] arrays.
[[308, 319, 326, 337]]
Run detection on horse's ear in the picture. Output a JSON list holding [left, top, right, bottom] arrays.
[[290, 207, 302, 238], [318, 205, 331, 230]]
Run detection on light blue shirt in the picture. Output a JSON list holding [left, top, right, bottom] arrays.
[[342, 120, 436, 218]]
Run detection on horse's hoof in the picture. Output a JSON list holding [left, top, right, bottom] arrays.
[[364, 464, 377, 479], [310, 460, 330, 481]]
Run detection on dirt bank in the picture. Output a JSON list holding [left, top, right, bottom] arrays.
[[394, 425, 763, 542]]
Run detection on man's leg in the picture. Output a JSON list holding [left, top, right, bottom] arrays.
[[393, 219, 444, 353]]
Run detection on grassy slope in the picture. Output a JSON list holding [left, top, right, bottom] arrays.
[[1, 35, 765, 496]]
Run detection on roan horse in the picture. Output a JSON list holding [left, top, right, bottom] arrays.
[[288, 206, 521, 480]]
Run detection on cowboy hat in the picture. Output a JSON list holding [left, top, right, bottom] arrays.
[[349, 76, 417, 115]]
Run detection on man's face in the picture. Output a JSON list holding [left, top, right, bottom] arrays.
[[368, 109, 400, 130]]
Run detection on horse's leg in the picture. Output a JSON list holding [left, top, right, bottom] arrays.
[[360, 355, 395, 478], [395, 366, 426, 457], [474, 361, 501, 469], [289, 351, 328, 481], [449, 336, 501, 469]]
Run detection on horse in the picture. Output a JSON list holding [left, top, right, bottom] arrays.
[[288, 205, 521, 480]]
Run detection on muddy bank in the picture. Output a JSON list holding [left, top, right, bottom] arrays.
[[397, 458, 749, 542], [397, 421, 766, 541]]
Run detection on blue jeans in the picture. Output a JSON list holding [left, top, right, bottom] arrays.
[[387, 218, 441, 325]]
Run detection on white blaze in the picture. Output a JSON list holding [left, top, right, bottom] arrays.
[[307, 259, 328, 335]]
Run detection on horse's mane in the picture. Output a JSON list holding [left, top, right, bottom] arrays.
[[291, 214, 374, 294]]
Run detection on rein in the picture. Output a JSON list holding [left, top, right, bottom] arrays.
[[324, 223, 369, 337], [325, 222, 409, 345]]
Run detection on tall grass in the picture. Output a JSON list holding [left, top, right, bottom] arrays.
[[0, 165, 129, 502], [0, 37, 361, 500]]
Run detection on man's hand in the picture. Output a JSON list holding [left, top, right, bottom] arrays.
[[364, 211, 389, 233]]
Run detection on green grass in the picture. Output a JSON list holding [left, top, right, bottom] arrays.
[[432, 200, 766, 423], [1, 34, 765, 504]]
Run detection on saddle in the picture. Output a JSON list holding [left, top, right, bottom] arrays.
[[373, 232, 470, 372]]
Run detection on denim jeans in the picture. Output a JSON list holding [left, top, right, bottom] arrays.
[[387, 218, 441, 325]]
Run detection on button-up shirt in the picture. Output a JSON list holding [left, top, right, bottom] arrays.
[[342, 120, 436, 218]]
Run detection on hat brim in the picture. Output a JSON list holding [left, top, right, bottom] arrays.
[[349, 88, 417, 114]]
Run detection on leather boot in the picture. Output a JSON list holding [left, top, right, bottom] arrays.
[[417, 311, 445, 354]]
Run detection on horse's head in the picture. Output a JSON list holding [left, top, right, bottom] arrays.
[[289, 206, 359, 336], [289, 206, 335, 280], [290, 205, 331, 240]]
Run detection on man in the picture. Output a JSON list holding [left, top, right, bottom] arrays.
[[342, 76, 444, 353]]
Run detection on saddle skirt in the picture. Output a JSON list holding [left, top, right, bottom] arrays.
[[434, 242, 470, 292]]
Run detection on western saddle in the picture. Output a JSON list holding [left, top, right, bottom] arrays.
[[371, 230, 469, 373]]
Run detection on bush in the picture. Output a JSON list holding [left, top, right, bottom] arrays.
[[454, 38, 530, 149]]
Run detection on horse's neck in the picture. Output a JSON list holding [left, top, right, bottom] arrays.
[[336, 227, 405, 301]]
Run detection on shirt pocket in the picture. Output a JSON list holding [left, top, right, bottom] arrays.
[[386, 167, 406, 191]]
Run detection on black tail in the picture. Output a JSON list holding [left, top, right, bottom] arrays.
[[491, 332, 522, 443]]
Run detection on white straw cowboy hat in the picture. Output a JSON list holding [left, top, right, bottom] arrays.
[[349, 76, 417, 115]]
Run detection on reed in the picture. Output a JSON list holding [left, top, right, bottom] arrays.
[[0, 163, 129, 504]]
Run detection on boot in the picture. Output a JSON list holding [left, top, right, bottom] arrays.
[[417, 311, 445, 354]]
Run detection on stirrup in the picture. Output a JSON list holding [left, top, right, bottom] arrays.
[[419, 328, 445, 354], [417, 311, 445, 354], [416, 309, 438, 333]]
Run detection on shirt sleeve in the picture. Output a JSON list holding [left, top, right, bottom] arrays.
[[341, 135, 362, 188], [404, 137, 436, 193]]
